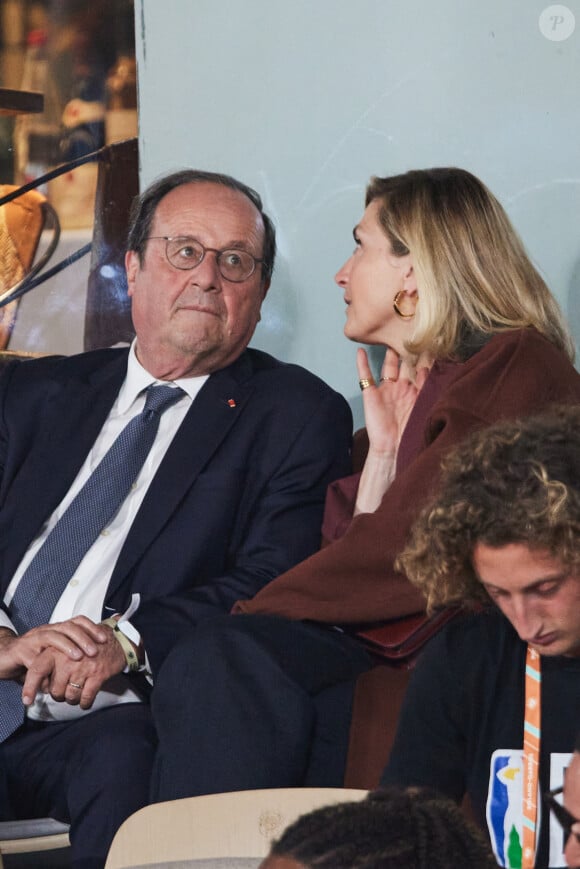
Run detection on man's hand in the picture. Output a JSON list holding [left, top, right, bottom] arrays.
[[0, 617, 108, 682], [22, 622, 128, 710]]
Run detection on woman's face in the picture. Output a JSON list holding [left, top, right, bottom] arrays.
[[335, 199, 417, 355]]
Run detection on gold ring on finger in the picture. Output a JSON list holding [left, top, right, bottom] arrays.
[[358, 378, 375, 391]]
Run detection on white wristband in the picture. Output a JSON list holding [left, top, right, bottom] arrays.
[[101, 617, 140, 672]]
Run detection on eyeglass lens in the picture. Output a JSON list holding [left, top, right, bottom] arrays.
[[166, 238, 257, 281]]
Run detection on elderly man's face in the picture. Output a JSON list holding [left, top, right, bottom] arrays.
[[473, 543, 580, 658], [126, 182, 269, 379], [564, 753, 580, 867]]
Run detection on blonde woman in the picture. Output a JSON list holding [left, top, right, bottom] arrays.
[[151, 168, 580, 799], [241, 166, 577, 622]]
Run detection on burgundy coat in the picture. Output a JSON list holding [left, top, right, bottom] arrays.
[[236, 328, 580, 789], [236, 328, 580, 625]]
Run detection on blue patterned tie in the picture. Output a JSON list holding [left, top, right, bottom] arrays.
[[0, 383, 183, 742]]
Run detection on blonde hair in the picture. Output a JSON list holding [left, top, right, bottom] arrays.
[[366, 168, 574, 361]]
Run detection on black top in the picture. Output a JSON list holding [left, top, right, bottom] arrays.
[[382, 608, 580, 868]]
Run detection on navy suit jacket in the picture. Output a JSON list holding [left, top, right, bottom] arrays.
[[0, 347, 352, 673]]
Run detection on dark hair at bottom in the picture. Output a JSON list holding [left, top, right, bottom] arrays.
[[269, 786, 498, 868]]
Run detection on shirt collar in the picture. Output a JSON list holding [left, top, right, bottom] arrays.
[[116, 340, 210, 413]]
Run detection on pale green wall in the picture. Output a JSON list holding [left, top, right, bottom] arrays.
[[135, 0, 580, 424]]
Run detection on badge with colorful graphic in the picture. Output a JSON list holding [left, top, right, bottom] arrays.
[[487, 749, 538, 868], [487, 749, 570, 868]]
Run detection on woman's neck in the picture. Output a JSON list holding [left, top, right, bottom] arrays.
[[399, 351, 434, 384]]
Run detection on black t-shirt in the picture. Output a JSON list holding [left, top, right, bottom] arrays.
[[382, 609, 580, 868]]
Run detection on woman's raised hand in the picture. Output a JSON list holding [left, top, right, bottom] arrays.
[[357, 347, 428, 456], [354, 346, 430, 515]]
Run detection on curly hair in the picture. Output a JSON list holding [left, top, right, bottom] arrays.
[[265, 786, 497, 868], [397, 405, 580, 611], [365, 168, 574, 362]]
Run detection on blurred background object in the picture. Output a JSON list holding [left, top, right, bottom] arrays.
[[13, 27, 62, 191], [0, 0, 138, 357], [0, 0, 137, 222], [104, 0, 137, 145]]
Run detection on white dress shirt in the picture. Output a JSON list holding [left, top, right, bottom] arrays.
[[1, 342, 208, 721]]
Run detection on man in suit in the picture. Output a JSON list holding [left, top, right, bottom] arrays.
[[0, 169, 352, 869]]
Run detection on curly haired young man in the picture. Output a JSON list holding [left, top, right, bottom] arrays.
[[383, 405, 580, 869]]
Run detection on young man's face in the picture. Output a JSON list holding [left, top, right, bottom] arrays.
[[473, 543, 580, 658]]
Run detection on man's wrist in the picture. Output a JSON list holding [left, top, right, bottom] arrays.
[[100, 617, 140, 672], [0, 627, 17, 647]]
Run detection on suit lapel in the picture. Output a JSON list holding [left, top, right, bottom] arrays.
[[2, 354, 128, 580], [107, 351, 257, 595]]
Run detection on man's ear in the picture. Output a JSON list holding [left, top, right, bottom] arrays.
[[261, 277, 271, 299], [125, 250, 139, 297]]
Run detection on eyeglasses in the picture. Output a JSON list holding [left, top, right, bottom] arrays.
[[544, 787, 580, 844], [145, 236, 263, 283]]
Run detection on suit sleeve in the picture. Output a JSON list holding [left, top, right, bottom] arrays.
[[132, 389, 353, 673], [0, 361, 18, 487], [0, 362, 27, 620]]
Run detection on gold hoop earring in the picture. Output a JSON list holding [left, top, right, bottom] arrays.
[[393, 290, 415, 320]]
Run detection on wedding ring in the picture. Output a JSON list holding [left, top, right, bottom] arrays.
[[379, 376, 397, 383], [358, 378, 375, 391], [68, 681, 82, 690]]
